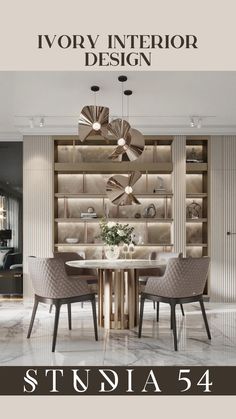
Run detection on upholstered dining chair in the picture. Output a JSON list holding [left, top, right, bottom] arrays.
[[27, 257, 98, 352], [138, 252, 184, 320], [138, 257, 211, 351], [53, 252, 98, 294]]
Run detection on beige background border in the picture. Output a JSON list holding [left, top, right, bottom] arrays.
[[0, 0, 236, 70], [1, 0, 236, 416]]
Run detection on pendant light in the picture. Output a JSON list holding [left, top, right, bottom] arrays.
[[107, 76, 145, 161], [79, 85, 109, 142], [106, 171, 142, 206]]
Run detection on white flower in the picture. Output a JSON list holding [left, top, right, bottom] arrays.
[[117, 229, 125, 236], [107, 221, 116, 228]]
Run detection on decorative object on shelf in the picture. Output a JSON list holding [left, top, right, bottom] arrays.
[[87, 207, 95, 213], [78, 86, 109, 142], [143, 203, 156, 218], [80, 212, 97, 219], [134, 212, 141, 219], [104, 203, 109, 219], [65, 238, 79, 244], [186, 200, 202, 219], [153, 176, 165, 193], [106, 171, 141, 206], [186, 147, 203, 163], [137, 234, 144, 245]]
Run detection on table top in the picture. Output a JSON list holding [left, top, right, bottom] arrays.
[[66, 259, 166, 270]]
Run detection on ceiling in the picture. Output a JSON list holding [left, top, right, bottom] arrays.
[[1, 71, 236, 140]]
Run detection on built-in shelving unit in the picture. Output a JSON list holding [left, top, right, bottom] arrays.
[[53, 136, 174, 258], [185, 137, 209, 260]]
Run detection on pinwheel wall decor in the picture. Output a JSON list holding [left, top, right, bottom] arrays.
[[106, 172, 142, 206], [78, 86, 109, 142]]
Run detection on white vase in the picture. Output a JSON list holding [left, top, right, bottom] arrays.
[[104, 245, 120, 260]]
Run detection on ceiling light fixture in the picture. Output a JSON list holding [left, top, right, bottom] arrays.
[[29, 117, 34, 128], [78, 85, 109, 142], [197, 118, 202, 129], [107, 77, 145, 162], [190, 117, 195, 128], [106, 172, 142, 206]]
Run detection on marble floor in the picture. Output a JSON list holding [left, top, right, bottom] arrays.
[[0, 300, 235, 366]]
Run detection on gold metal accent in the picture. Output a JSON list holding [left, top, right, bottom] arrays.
[[106, 171, 142, 206], [79, 105, 109, 142], [107, 118, 145, 161]]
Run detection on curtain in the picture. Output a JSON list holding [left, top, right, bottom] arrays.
[[6, 196, 21, 251]]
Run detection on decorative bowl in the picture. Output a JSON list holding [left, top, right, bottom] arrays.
[[65, 238, 79, 244]]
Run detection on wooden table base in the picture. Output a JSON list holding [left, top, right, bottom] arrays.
[[98, 268, 139, 330]]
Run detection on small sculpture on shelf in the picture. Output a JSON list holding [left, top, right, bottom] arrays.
[[186, 147, 203, 163], [153, 176, 165, 193], [186, 200, 202, 219], [143, 203, 156, 218]]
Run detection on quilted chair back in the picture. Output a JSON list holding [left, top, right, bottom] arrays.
[[28, 257, 90, 299], [145, 257, 210, 298], [53, 252, 84, 275]]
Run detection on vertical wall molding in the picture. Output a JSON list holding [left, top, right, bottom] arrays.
[[172, 136, 186, 255], [23, 136, 53, 299], [210, 135, 236, 301]]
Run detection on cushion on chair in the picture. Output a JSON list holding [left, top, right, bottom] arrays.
[[0, 249, 13, 270]]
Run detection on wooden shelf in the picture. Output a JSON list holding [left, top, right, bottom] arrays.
[[186, 218, 207, 223], [186, 193, 207, 198], [186, 243, 208, 247], [55, 162, 173, 174], [55, 193, 173, 199], [55, 218, 173, 223], [186, 163, 208, 173]]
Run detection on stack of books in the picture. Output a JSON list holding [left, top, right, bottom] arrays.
[[80, 212, 98, 219]]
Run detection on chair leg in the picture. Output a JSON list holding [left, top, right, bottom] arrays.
[[199, 298, 211, 340], [153, 301, 155, 310], [170, 301, 178, 351], [156, 301, 159, 322], [49, 304, 53, 313], [91, 296, 98, 341], [52, 302, 61, 352], [27, 297, 39, 338], [67, 303, 72, 330], [138, 296, 145, 338], [180, 303, 185, 316]]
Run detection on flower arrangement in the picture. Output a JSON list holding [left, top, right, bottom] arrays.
[[98, 219, 134, 246]]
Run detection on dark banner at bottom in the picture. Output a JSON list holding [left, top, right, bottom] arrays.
[[0, 366, 235, 395]]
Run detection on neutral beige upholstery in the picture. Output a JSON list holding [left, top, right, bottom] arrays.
[[138, 252, 183, 292], [53, 251, 98, 293], [28, 257, 90, 299], [145, 257, 210, 298]]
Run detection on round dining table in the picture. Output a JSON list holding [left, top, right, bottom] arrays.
[[66, 259, 165, 330]]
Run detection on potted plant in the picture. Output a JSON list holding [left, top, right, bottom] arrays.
[[98, 219, 134, 259]]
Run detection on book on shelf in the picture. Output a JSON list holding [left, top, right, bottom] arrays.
[[80, 212, 98, 218]]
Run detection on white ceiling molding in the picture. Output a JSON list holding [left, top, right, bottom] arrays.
[[2, 124, 236, 141]]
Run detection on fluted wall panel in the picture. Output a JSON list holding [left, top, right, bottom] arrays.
[[210, 135, 236, 301], [172, 136, 186, 255], [23, 136, 53, 299]]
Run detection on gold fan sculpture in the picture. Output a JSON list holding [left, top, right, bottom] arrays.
[[79, 105, 109, 142], [107, 118, 145, 161], [106, 172, 142, 206]]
